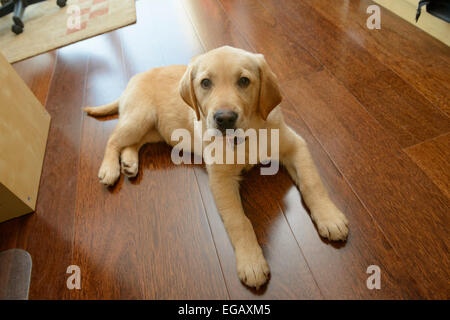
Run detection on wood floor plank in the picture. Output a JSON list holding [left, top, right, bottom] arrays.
[[134, 0, 204, 67], [404, 133, 450, 199], [303, 0, 450, 117], [0, 219, 19, 252], [283, 70, 449, 299], [70, 1, 228, 299], [217, 0, 322, 82], [182, 0, 254, 52], [26, 44, 88, 299], [279, 99, 425, 299], [12, 52, 57, 106], [8, 41, 91, 299], [259, 0, 450, 148]]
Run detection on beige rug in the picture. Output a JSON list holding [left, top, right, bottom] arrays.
[[0, 0, 136, 63]]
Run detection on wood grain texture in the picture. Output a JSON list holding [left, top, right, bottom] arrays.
[[279, 100, 425, 299], [259, 0, 450, 148], [25, 43, 89, 299], [13, 41, 90, 299], [183, 0, 253, 53], [12, 52, 57, 106], [283, 70, 449, 299], [305, 0, 450, 117], [405, 133, 450, 199], [217, 0, 323, 82]]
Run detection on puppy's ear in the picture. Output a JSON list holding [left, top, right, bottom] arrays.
[[179, 60, 200, 121], [256, 54, 282, 120]]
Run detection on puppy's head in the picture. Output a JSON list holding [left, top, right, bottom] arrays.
[[179, 46, 282, 134]]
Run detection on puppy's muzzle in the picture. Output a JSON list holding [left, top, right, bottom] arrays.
[[214, 109, 238, 132]]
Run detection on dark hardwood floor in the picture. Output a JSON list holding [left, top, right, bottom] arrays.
[[0, 0, 448, 299]]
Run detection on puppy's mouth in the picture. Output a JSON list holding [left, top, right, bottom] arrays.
[[226, 135, 246, 146], [217, 127, 236, 136], [207, 123, 237, 135], [218, 128, 247, 146]]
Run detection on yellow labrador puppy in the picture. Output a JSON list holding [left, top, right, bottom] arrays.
[[84, 46, 348, 289]]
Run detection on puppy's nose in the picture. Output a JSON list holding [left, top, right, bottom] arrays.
[[214, 110, 238, 130]]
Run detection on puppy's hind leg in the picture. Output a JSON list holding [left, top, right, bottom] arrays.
[[121, 129, 162, 178], [99, 109, 156, 186]]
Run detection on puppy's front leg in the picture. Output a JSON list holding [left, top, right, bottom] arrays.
[[280, 126, 349, 241], [207, 165, 270, 289]]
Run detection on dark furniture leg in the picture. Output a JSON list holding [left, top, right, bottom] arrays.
[[12, 0, 25, 34], [57, 0, 67, 8]]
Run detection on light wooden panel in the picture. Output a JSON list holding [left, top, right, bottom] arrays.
[[0, 52, 50, 221]]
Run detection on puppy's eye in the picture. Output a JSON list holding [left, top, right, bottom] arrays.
[[238, 77, 250, 88], [201, 78, 212, 89]]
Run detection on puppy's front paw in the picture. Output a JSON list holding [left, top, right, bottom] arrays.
[[236, 250, 270, 289], [98, 161, 120, 186], [121, 160, 138, 178], [314, 206, 349, 241]]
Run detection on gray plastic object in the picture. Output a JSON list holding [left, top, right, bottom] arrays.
[[0, 249, 32, 300]]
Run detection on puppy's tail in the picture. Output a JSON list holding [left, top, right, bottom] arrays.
[[84, 99, 119, 117]]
